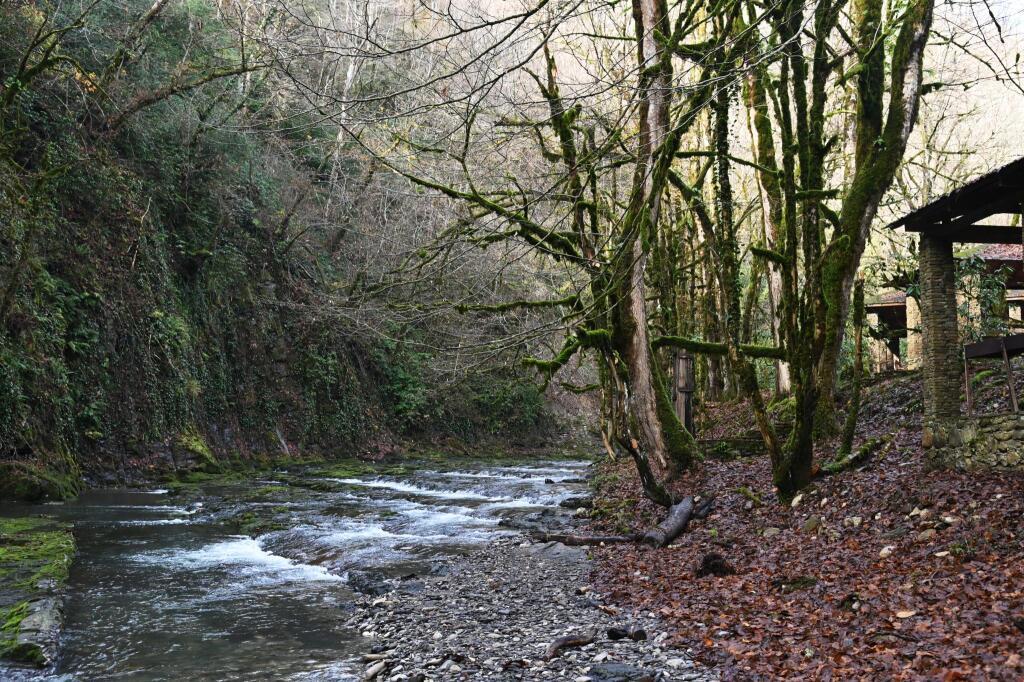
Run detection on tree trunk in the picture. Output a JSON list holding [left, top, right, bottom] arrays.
[[839, 278, 865, 456]]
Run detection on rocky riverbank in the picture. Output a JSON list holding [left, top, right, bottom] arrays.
[[348, 536, 715, 681], [0, 516, 74, 671]]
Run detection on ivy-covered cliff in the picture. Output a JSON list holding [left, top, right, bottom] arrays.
[[0, 1, 564, 500]]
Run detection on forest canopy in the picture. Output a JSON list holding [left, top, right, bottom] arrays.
[[1, 0, 1022, 501]]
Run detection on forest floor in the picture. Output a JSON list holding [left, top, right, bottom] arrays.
[[590, 372, 1024, 681]]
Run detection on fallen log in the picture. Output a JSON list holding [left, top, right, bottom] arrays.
[[544, 631, 596, 660], [819, 437, 886, 476], [642, 496, 714, 548], [533, 496, 712, 549], [534, 532, 640, 546]]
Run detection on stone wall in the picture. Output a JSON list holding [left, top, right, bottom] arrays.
[[927, 413, 1024, 470]]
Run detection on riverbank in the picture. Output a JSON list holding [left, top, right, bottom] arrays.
[[349, 537, 715, 681], [0, 517, 74, 669], [4, 454, 703, 679], [590, 374, 1024, 680]]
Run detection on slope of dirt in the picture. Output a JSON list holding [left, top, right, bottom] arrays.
[[591, 373, 1024, 680]]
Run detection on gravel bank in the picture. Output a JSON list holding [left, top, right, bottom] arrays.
[[348, 537, 716, 681]]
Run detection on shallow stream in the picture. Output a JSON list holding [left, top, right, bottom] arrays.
[[2, 459, 589, 680]]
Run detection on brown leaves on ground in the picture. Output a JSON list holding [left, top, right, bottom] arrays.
[[591, 377, 1024, 680]]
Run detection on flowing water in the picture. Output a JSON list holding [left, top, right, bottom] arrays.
[[2, 459, 589, 681]]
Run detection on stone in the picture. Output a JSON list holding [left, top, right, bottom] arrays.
[[802, 516, 821, 533], [363, 661, 388, 680], [587, 662, 657, 681], [762, 527, 781, 538], [844, 516, 862, 528], [879, 545, 894, 558], [917, 528, 937, 541]]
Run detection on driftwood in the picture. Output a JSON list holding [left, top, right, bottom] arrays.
[[642, 496, 714, 548], [534, 496, 713, 548], [607, 624, 647, 641], [544, 631, 596, 660]]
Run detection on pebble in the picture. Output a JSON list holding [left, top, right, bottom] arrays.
[[349, 538, 716, 680]]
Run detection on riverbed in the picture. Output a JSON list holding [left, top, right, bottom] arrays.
[[1, 459, 591, 680]]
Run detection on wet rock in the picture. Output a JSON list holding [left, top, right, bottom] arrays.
[[363, 660, 388, 680], [559, 495, 593, 509], [348, 571, 392, 596], [588, 662, 657, 681]]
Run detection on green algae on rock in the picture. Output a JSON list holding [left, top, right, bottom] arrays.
[[0, 516, 75, 667]]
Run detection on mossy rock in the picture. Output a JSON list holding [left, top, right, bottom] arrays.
[[0, 518, 75, 590], [244, 485, 290, 502], [0, 458, 81, 503], [175, 430, 221, 473], [0, 517, 74, 667], [230, 511, 287, 536]]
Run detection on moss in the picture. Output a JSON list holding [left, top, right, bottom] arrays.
[[177, 430, 220, 472], [313, 459, 380, 479], [0, 601, 35, 663], [0, 516, 74, 665], [230, 511, 287, 536], [653, 362, 700, 469], [245, 485, 289, 501], [768, 396, 797, 423], [0, 449, 81, 503], [0, 517, 75, 588]]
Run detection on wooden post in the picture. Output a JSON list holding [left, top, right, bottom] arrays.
[[1001, 339, 1019, 413], [674, 351, 695, 436], [964, 354, 972, 417]]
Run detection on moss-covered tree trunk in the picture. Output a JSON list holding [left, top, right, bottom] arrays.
[[839, 278, 865, 456], [755, 0, 935, 498], [606, 0, 701, 506]]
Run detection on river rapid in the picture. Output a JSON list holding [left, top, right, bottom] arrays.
[[2, 459, 590, 681]]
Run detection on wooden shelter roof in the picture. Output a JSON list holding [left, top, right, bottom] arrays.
[[866, 290, 907, 309], [889, 158, 1024, 243]]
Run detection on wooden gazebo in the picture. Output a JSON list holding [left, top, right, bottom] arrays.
[[888, 157, 1024, 444]]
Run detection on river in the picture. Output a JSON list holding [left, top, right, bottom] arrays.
[[2, 459, 590, 681]]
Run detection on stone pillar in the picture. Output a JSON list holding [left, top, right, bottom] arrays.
[[867, 312, 882, 373], [919, 235, 961, 447], [905, 295, 922, 370]]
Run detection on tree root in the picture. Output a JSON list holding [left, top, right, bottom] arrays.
[[544, 631, 596, 660]]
